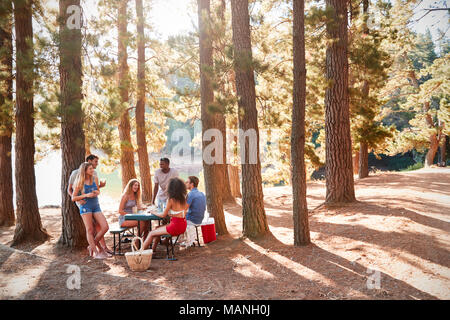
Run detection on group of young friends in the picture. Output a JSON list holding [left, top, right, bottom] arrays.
[[67, 155, 207, 260]]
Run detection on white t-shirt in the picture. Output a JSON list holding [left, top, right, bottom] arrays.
[[154, 168, 179, 201], [69, 168, 98, 186]]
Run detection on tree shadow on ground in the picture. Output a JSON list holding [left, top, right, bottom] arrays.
[[250, 235, 438, 299]]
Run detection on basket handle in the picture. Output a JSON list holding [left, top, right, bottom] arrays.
[[131, 237, 143, 254]]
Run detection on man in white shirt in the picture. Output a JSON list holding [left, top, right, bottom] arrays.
[[152, 158, 179, 213]]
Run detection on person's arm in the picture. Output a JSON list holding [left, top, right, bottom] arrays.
[[72, 186, 94, 202], [93, 177, 100, 196], [152, 182, 159, 204], [155, 198, 170, 218], [118, 195, 128, 216]]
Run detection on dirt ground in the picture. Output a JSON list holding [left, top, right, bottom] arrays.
[[1, 168, 449, 300]]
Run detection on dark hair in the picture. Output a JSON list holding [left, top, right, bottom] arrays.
[[160, 157, 170, 164], [188, 176, 199, 188], [86, 154, 99, 162], [168, 178, 187, 204]]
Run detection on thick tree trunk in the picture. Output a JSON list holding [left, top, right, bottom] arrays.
[[231, 0, 270, 238], [0, 3, 15, 227], [324, 0, 355, 203], [216, 0, 235, 205], [118, 0, 136, 189], [135, 0, 152, 202], [291, 0, 310, 246], [359, 141, 369, 178], [198, 0, 227, 235], [58, 0, 88, 249], [12, 0, 49, 245]]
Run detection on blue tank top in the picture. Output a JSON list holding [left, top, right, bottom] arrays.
[[83, 180, 99, 207]]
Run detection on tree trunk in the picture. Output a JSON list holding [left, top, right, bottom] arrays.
[[0, 2, 15, 227], [12, 0, 49, 245], [324, 0, 356, 203], [425, 133, 439, 167], [352, 152, 359, 175], [231, 0, 270, 238], [440, 135, 447, 166], [359, 141, 369, 178], [135, 0, 152, 202], [291, 0, 310, 246], [58, 0, 88, 249], [216, 0, 235, 205], [198, 0, 227, 235], [228, 165, 242, 197], [118, 0, 136, 189], [358, 0, 370, 180]]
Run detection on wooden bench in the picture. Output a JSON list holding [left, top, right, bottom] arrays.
[[109, 226, 135, 255], [161, 234, 180, 261]]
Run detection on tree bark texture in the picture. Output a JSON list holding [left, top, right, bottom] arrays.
[[198, 0, 227, 235], [12, 0, 49, 245], [228, 165, 242, 197], [231, 0, 270, 238], [352, 152, 359, 175], [0, 2, 15, 226], [324, 0, 356, 203], [118, 0, 136, 189], [216, 0, 235, 204], [358, 0, 370, 179], [58, 0, 88, 248], [135, 0, 152, 202], [358, 141, 369, 178], [291, 0, 310, 246]]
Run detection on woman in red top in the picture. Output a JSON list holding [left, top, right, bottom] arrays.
[[143, 178, 188, 251]]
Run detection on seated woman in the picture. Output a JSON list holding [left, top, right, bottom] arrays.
[[118, 179, 149, 238], [142, 178, 188, 252], [72, 162, 110, 259]]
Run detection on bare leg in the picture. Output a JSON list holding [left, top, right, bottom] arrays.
[[81, 213, 98, 256], [143, 226, 168, 250], [92, 212, 109, 249]]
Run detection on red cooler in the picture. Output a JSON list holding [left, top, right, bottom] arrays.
[[201, 223, 216, 244]]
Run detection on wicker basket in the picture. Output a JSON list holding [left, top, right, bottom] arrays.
[[125, 237, 153, 271]]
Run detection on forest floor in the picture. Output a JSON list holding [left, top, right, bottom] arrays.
[[0, 167, 449, 300]]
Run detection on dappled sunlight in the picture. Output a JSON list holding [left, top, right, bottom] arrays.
[[230, 254, 275, 280]]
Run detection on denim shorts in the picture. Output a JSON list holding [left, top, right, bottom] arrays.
[[79, 203, 102, 215]]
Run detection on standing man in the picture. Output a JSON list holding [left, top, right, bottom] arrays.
[[185, 176, 206, 225], [152, 158, 179, 213]]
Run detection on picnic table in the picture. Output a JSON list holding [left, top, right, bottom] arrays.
[[124, 208, 164, 237]]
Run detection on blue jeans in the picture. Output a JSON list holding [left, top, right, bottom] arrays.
[[157, 198, 167, 213]]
